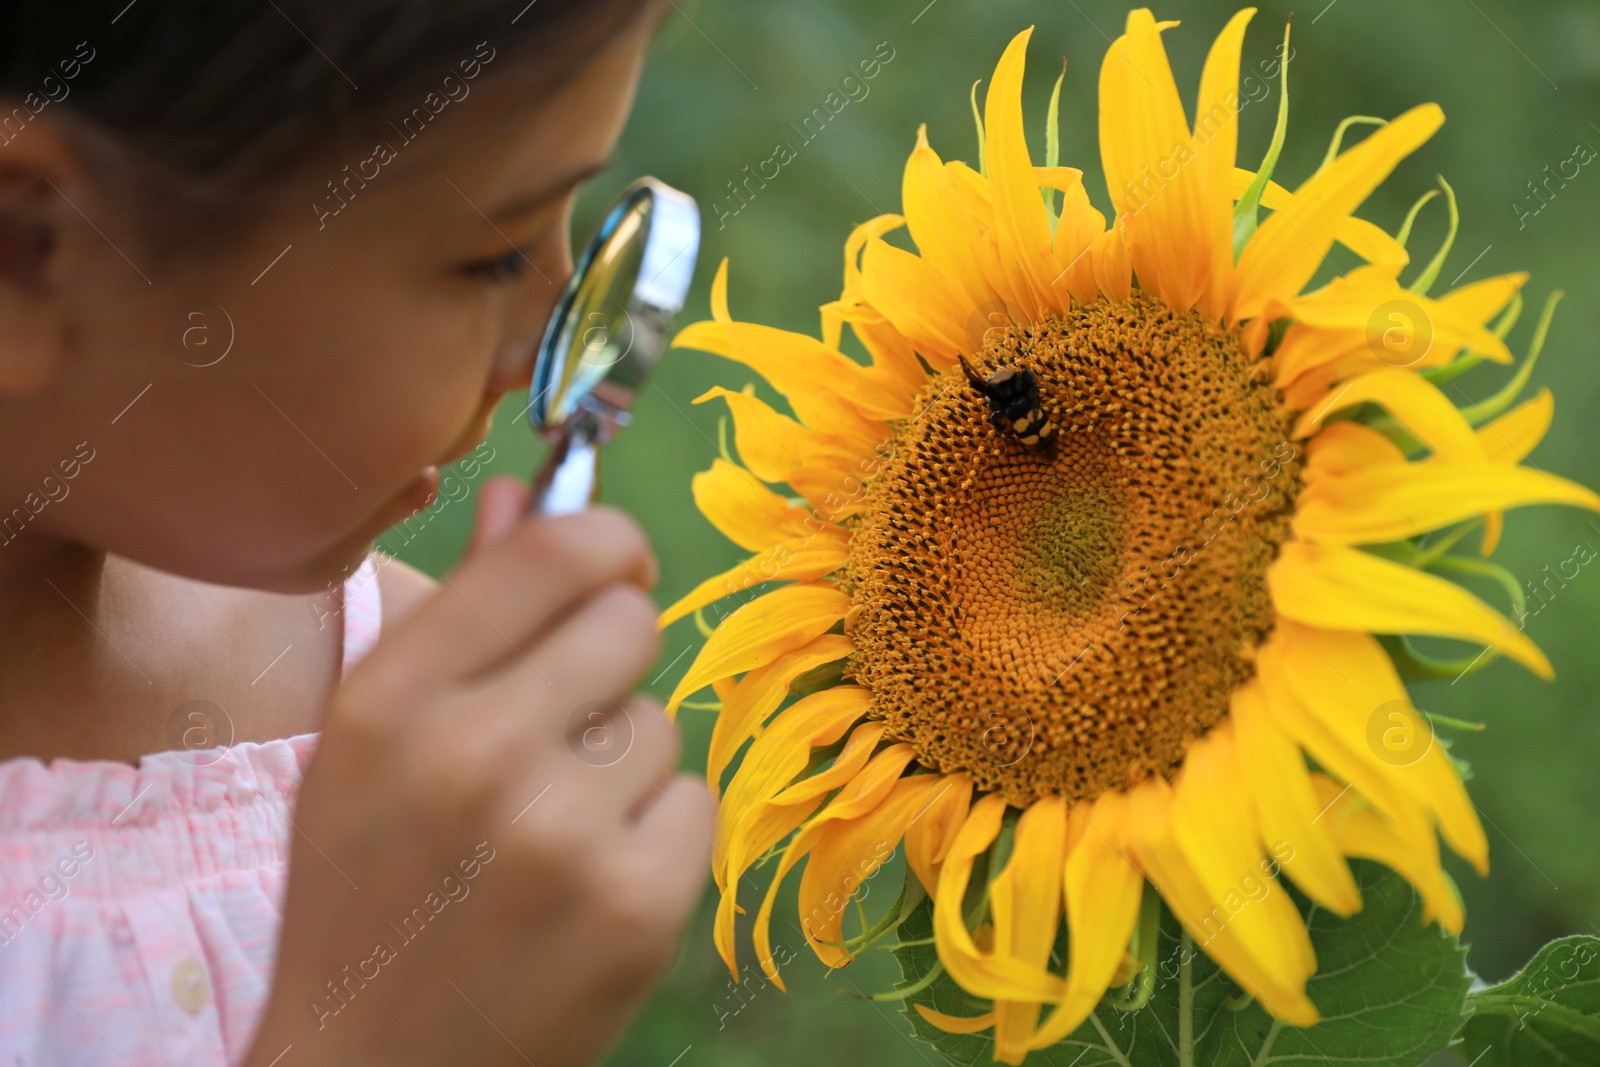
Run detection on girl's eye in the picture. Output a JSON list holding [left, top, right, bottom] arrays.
[[464, 246, 534, 283]]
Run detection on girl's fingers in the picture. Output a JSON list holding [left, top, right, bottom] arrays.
[[376, 507, 657, 686], [469, 581, 661, 734], [469, 475, 532, 554], [625, 773, 715, 908], [562, 696, 681, 822]]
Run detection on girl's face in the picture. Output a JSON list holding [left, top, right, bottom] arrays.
[[0, 20, 654, 593]]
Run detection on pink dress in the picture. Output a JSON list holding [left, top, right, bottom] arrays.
[[0, 556, 385, 1066]]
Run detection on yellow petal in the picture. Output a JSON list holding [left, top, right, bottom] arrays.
[[1310, 775, 1465, 933], [706, 633, 857, 793], [1269, 624, 1488, 873], [1091, 222, 1132, 304], [1099, 10, 1213, 311], [1301, 421, 1407, 482], [692, 458, 831, 553], [1047, 177, 1107, 305], [693, 385, 809, 484], [944, 160, 995, 226], [1256, 630, 1433, 842], [990, 797, 1068, 1059], [860, 237, 969, 361], [1289, 267, 1516, 367], [841, 213, 907, 296], [750, 746, 926, 984], [1268, 541, 1552, 678], [1231, 169, 1409, 272], [913, 1004, 995, 1034], [719, 706, 878, 891], [1028, 790, 1143, 1049], [1437, 272, 1527, 339], [656, 535, 850, 631], [904, 774, 975, 895], [1191, 7, 1255, 319], [1124, 776, 1319, 1026], [1230, 679, 1361, 914], [1171, 725, 1317, 991], [797, 768, 937, 968], [665, 583, 852, 714], [1292, 460, 1600, 546], [1235, 104, 1443, 320], [1294, 367, 1482, 461], [675, 261, 908, 433], [985, 28, 1062, 317], [904, 125, 1004, 312], [1478, 388, 1554, 464], [714, 717, 880, 977], [846, 300, 941, 396], [934, 794, 1067, 1002]]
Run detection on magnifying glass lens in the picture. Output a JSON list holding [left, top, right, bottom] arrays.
[[526, 178, 699, 516], [538, 198, 649, 429]]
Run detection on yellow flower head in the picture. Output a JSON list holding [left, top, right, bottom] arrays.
[[662, 9, 1597, 1062]]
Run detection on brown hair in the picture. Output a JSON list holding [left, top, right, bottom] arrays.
[[0, 0, 656, 239]]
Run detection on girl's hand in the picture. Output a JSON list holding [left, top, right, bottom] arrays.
[[245, 477, 713, 1067]]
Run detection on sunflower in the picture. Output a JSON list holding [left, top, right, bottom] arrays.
[[659, 9, 1598, 1062]]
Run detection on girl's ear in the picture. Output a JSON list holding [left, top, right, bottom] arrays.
[[0, 116, 79, 397]]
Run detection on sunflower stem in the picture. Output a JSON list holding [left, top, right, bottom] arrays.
[[1179, 930, 1196, 1067]]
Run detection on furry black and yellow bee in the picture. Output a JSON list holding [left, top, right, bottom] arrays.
[[956, 352, 1058, 452]]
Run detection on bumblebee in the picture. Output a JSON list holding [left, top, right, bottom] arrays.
[[957, 353, 1058, 452]]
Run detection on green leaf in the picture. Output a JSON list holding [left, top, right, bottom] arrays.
[[1460, 936, 1600, 1066], [892, 861, 1468, 1066]]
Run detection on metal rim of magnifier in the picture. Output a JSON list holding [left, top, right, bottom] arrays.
[[528, 177, 699, 435]]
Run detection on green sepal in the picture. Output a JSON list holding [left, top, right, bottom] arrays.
[[1233, 19, 1293, 259], [1407, 175, 1459, 296], [1321, 115, 1385, 170], [970, 80, 986, 178], [1041, 61, 1066, 226], [1463, 289, 1562, 427]]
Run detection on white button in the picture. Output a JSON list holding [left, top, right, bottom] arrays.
[[171, 957, 210, 1015]]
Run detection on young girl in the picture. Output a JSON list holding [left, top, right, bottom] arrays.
[[0, 2, 713, 1064]]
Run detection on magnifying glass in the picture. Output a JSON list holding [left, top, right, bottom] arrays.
[[527, 177, 700, 516]]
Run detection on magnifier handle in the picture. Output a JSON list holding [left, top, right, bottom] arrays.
[[530, 424, 601, 517]]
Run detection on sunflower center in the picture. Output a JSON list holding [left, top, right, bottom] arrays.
[[842, 293, 1301, 805]]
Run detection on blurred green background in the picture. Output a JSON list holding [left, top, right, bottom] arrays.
[[379, 1, 1600, 1062]]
